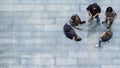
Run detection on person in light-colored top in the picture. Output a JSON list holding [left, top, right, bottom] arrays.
[[102, 7, 117, 29], [94, 29, 113, 47]]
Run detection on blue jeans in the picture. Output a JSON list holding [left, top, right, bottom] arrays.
[[89, 16, 100, 25], [99, 40, 102, 47], [95, 16, 100, 22]]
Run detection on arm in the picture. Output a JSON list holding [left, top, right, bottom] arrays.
[[104, 15, 107, 19], [93, 13, 99, 18], [75, 26, 83, 30], [93, 6, 101, 18], [101, 32, 106, 37], [87, 10, 92, 17], [72, 37, 76, 40], [76, 14, 81, 22]]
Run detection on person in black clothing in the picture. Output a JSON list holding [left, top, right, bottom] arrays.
[[86, 3, 101, 25], [94, 29, 113, 47], [70, 14, 86, 30], [63, 23, 81, 41]]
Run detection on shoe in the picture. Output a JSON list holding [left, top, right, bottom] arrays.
[[107, 25, 111, 29], [76, 38, 82, 41], [102, 21, 104, 24], [94, 43, 101, 48], [94, 43, 99, 47]]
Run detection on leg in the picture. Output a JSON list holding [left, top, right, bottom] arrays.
[[88, 17, 93, 22], [109, 18, 114, 26], [102, 19, 108, 24], [107, 22, 113, 29], [95, 16, 100, 25], [94, 37, 103, 47], [104, 19, 109, 28], [99, 40, 102, 47], [94, 40, 102, 48], [74, 35, 82, 41], [107, 19, 114, 29]]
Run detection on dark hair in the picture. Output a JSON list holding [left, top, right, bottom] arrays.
[[93, 3, 98, 8], [105, 29, 112, 37], [106, 7, 113, 12], [65, 25, 72, 32], [71, 15, 77, 22], [101, 29, 112, 42]]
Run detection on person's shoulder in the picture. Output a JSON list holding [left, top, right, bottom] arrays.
[[64, 23, 67, 26], [97, 5, 101, 9], [88, 4, 93, 7], [65, 22, 71, 25], [64, 23, 69, 28], [87, 4, 92, 10], [112, 10, 117, 14]]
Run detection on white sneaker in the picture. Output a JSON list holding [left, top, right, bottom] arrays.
[[94, 43, 99, 47]]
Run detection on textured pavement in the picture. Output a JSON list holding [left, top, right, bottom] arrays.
[[0, 0, 120, 68]]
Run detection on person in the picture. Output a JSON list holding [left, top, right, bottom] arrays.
[[70, 14, 86, 30], [86, 3, 101, 25], [94, 29, 113, 47], [63, 23, 81, 41], [102, 7, 117, 29]]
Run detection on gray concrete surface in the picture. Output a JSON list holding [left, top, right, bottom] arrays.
[[0, 0, 120, 68]]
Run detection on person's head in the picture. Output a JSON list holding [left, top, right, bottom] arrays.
[[106, 7, 113, 12], [65, 25, 72, 33], [71, 14, 80, 22], [71, 15, 76, 22], [92, 3, 98, 9], [105, 29, 112, 37]]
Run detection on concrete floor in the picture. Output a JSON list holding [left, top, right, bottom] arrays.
[[0, 0, 120, 68]]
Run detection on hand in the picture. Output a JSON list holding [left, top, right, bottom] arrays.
[[107, 18, 110, 20], [88, 11, 92, 17], [73, 37, 76, 40], [76, 27, 83, 30], [93, 16, 96, 18], [89, 13, 92, 17], [78, 28, 84, 30]]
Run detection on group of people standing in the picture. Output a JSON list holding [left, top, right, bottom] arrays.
[[63, 3, 117, 47]]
